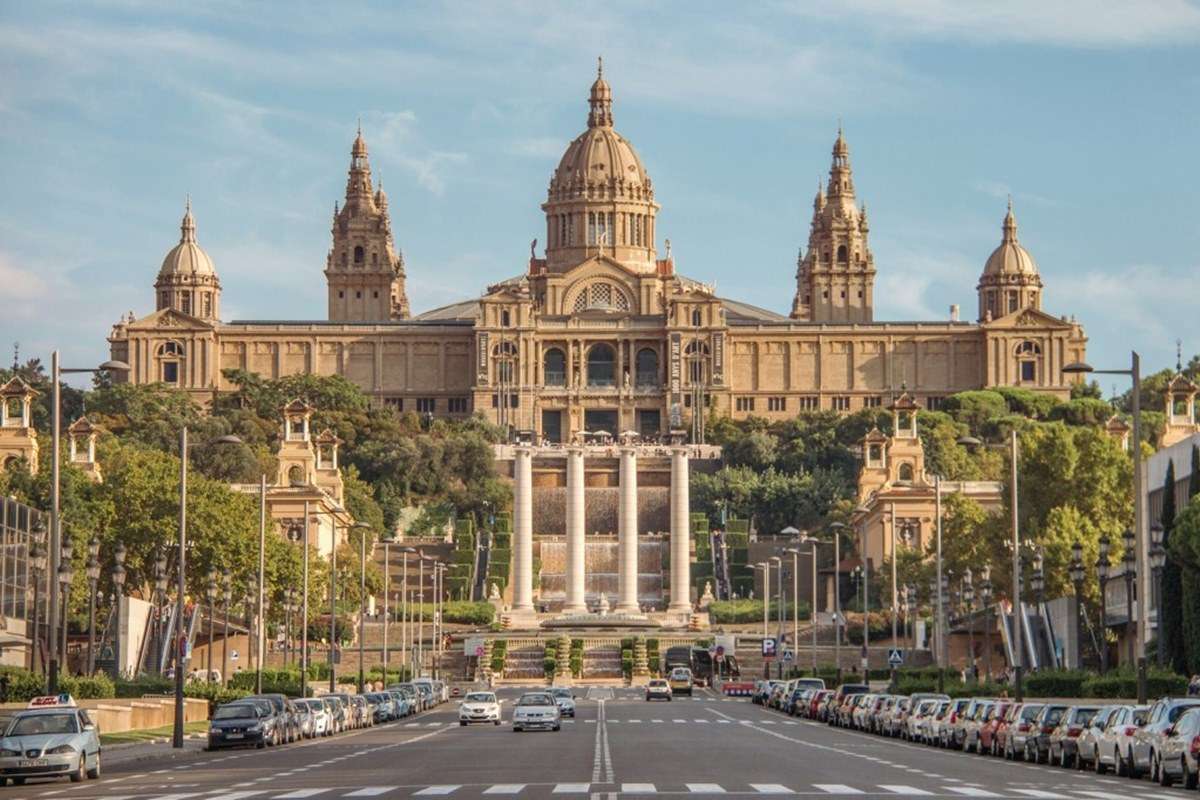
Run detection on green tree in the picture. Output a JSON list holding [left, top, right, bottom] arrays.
[[1160, 459, 1186, 672]]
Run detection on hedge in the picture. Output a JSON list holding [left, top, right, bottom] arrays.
[[443, 601, 496, 625], [1024, 669, 1089, 698], [1082, 668, 1186, 698], [708, 599, 811, 624], [490, 640, 508, 673]]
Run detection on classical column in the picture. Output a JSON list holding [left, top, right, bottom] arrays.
[[512, 446, 535, 614], [564, 446, 587, 613], [617, 446, 640, 613], [669, 446, 692, 614]]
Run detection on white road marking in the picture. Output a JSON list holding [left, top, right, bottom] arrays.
[[1009, 792, 1068, 799], [813, 785, 864, 795], [749, 784, 792, 794], [621, 785, 656, 794], [482, 786, 526, 795], [553, 784, 592, 793], [206, 793, 265, 800], [274, 790, 329, 799], [414, 788, 460, 796], [344, 789, 397, 797], [879, 788, 932, 796], [943, 790, 999, 798], [686, 784, 725, 793]]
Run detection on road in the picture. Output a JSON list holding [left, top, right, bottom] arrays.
[[5, 687, 1187, 799]]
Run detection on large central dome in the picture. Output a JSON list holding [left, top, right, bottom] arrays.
[[541, 60, 661, 273]]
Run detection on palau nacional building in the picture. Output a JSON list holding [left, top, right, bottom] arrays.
[[97, 65, 1093, 625]]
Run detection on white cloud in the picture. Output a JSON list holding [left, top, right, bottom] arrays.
[[0, 253, 48, 309], [1068, 262, 1200, 347], [509, 137, 565, 159], [788, 0, 1200, 46]]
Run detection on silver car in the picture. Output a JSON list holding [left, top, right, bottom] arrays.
[[1074, 704, 1122, 771], [0, 698, 101, 785], [1160, 706, 1200, 788], [511, 691, 561, 732], [550, 687, 577, 718], [1133, 696, 1200, 782], [1094, 704, 1149, 775]]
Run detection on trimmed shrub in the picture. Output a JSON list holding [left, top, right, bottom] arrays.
[[708, 599, 811, 624], [443, 601, 496, 625], [1082, 668, 1186, 699], [1025, 669, 1088, 698]]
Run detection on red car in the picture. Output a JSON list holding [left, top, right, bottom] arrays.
[[809, 690, 833, 719], [979, 701, 1012, 755]]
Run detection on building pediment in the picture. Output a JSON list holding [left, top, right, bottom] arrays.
[[125, 308, 217, 333], [983, 306, 1073, 331]]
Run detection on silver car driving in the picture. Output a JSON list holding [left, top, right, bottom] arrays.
[[0, 696, 101, 785], [511, 691, 561, 732]]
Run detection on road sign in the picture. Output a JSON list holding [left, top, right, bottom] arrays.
[[230, 650, 239, 661], [761, 637, 777, 660], [782, 650, 794, 663], [888, 648, 904, 668]]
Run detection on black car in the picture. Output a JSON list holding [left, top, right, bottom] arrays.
[[208, 702, 270, 750], [244, 694, 300, 743]]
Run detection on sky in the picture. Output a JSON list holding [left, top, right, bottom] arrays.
[[1, 0, 1198, 387]]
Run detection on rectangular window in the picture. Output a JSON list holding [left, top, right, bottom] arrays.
[[767, 397, 786, 412], [864, 396, 882, 408], [491, 393, 518, 408], [180, 294, 191, 315], [925, 396, 944, 411], [448, 397, 468, 414], [1021, 361, 1036, 382], [384, 397, 404, 411], [832, 396, 851, 411], [797, 396, 819, 411], [416, 397, 437, 414], [202, 294, 212, 317], [162, 362, 179, 384], [735, 397, 755, 412]]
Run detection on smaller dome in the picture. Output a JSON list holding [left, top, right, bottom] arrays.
[[159, 199, 216, 278], [983, 200, 1039, 277]]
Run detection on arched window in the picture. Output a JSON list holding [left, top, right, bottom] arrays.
[[158, 341, 183, 357], [494, 341, 518, 384], [372, 252, 378, 266], [287, 465, 304, 485], [837, 244, 848, 263], [543, 348, 566, 386], [157, 341, 183, 384], [354, 245, 364, 265], [1016, 340, 1042, 383], [897, 462, 914, 483], [685, 340, 710, 384], [635, 348, 658, 388], [587, 344, 616, 387]]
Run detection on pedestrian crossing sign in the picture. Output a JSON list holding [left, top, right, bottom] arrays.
[[888, 648, 904, 667]]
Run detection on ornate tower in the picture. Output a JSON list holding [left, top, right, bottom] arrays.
[[325, 126, 411, 321], [791, 128, 876, 322], [154, 199, 221, 321], [977, 199, 1043, 321], [541, 59, 661, 273]]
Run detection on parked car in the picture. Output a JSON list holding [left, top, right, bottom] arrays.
[[388, 683, 422, 714], [1074, 704, 1122, 771], [1026, 704, 1069, 763], [927, 701, 953, 748], [906, 699, 939, 743], [1001, 703, 1044, 760], [962, 700, 995, 753], [1047, 705, 1100, 768], [208, 701, 270, 750], [828, 684, 868, 727], [323, 695, 347, 733], [810, 690, 833, 720], [243, 695, 300, 743], [939, 699, 972, 748], [0, 695, 102, 783], [1158, 706, 1200, 788], [1094, 704, 1149, 776], [1132, 696, 1200, 782], [979, 701, 1012, 755], [299, 699, 332, 736]]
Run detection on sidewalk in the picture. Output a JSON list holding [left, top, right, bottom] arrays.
[[103, 737, 208, 767]]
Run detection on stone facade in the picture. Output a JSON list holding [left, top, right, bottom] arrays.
[[108, 65, 1088, 436]]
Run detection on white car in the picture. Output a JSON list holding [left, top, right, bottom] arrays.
[[512, 692, 561, 732], [299, 699, 332, 736], [459, 692, 502, 726]]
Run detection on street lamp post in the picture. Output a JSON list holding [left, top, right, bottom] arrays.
[[785, 548, 807, 675], [353, 522, 370, 692], [46, 353, 129, 693], [58, 541, 73, 671], [1069, 542, 1085, 670], [330, 521, 339, 692], [769, 555, 783, 678], [1150, 524, 1166, 669], [417, 556, 428, 678], [402, 547, 415, 675], [153, 550, 167, 674], [963, 569, 975, 682], [221, 569, 232, 686], [980, 567, 993, 682], [1064, 354, 1145, 702], [30, 534, 46, 674], [1122, 528, 1137, 673], [382, 536, 393, 677], [85, 539, 100, 675], [283, 595, 293, 668], [1098, 535, 1111, 674], [205, 567, 217, 683]]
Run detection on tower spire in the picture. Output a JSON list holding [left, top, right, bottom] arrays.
[[588, 55, 613, 129], [180, 195, 196, 243], [1002, 195, 1018, 243]]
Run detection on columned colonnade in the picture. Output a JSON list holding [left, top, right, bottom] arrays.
[[510, 444, 692, 617]]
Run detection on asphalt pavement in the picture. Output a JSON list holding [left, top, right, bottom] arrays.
[[3, 687, 1188, 799]]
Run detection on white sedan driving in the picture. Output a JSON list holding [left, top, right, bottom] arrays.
[[459, 692, 502, 726]]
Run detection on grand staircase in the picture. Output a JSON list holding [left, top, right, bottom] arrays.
[[503, 644, 546, 680], [582, 645, 622, 680]]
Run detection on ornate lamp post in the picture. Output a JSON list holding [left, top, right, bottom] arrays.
[[283, 593, 294, 668], [1069, 541, 1085, 670], [153, 550, 167, 674], [1097, 535, 1111, 674], [57, 546, 74, 673], [205, 567, 218, 683], [1150, 524, 1166, 668], [1031, 550, 1045, 610], [980, 566, 993, 682], [1122, 528, 1137, 672], [963, 569, 975, 680], [85, 539, 100, 675], [221, 569, 232, 686], [29, 534, 46, 674]]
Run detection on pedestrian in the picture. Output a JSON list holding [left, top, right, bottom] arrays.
[[0, 673, 8, 703], [1189, 675, 1200, 696]]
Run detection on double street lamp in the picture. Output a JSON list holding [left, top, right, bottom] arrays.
[[1150, 523, 1167, 669], [57, 542, 74, 670], [1122, 527, 1138, 674], [1098, 535, 1112, 673], [979, 567, 993, 681], [29, 535, 46, 674], [1069, 542, 1085, 670], [86, 540, 100, 675]]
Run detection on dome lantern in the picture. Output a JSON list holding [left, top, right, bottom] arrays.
[[977, 198, 1043, 321]]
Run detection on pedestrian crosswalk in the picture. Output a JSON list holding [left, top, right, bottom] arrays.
[[107, 783, 1183, 799]]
